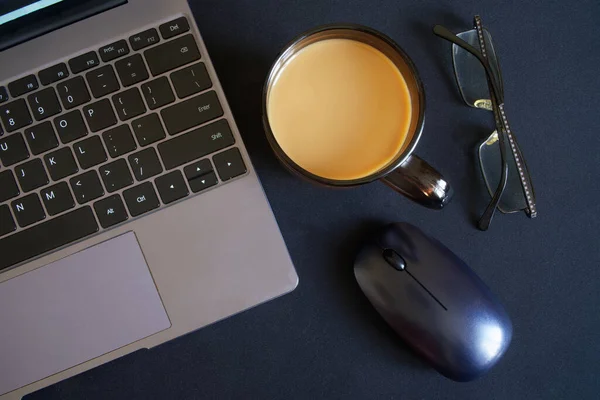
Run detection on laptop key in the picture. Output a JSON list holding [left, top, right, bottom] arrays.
[[129, 28, 160, 51], [0, 99, 33, 133], [73, 136, 108, 169], [102, 125, 137, 157], [0, 204, 16, 237], [213, 148, 247, 181], [11, 193, 45, 227], [27, 87, 62, 121], [128, 148, 163, 181], [161, 91, 223, 135], [83, 99, 117, 132], [123, 182, 160, 217], [144, 34, 201, 76], [100, 159, 133, 192], [41, 182, 75, 216], [170, 63, 211, 98], [25, 122, 59, 155], [99, 39, 130, 62], [15, 159, 49, 192], [44, 147, 79, 181], [69, 51, 100, 74], [70, 170, 104, 204], [159, 17, 190, 40], [155, 170, 188, 204], [0, 206, 98, 271], [0, 132, 29, 166], [8, 75, 38, 97], [56, 76, 91, 110], [93, 194, 127, 228], [39, 63, 69, 85], [0, 86, 8, 103], [131, 113, 166, 146], [141, 77, 175, 110], [115, 54, 149, 87], [158, 119, 234, 170], [112, 88, 146, 121], [86, 65, 120, 98], [54, 110, 88, 143], [0, 170, 20, 202]]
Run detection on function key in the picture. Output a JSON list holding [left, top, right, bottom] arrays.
[[8, 75, 38, 97], [99, 39, 130, 62], [129, 28, 160, 51], [0, 87, 8, 104], [69, 51, 100, 74], [159, 17, 190, 39], [39, 63, 69, 85]]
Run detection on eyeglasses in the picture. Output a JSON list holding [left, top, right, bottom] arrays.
[[434, 16, 537, 231]]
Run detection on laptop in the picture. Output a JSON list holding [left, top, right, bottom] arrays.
[[0, 0, 298, 397]]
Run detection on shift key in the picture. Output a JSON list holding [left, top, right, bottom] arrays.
[[158, 119, 234, 170], [161, 90, 223, 135]]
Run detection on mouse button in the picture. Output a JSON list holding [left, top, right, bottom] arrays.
[[382, 248, 406, 271], [380, 223, 429, 264]]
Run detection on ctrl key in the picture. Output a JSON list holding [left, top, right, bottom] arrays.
[[94, 194, 128, 228]]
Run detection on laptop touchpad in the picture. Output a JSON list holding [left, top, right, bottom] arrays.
[[0, 232, 170, 396]]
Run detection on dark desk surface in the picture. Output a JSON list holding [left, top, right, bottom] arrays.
[[29, 1, 600, 399]]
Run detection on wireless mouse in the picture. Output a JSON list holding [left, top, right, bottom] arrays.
[[354, 222, 512, 381]]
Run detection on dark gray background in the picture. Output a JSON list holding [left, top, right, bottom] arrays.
[[29, 0, 600, 399]]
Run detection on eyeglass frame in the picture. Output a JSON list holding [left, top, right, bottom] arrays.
[[434, 16, 537, 230]]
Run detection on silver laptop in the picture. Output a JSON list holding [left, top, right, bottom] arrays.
[[0, 0, 298, 398]]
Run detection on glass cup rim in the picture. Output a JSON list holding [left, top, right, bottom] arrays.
[[262, 23, 426, 187]]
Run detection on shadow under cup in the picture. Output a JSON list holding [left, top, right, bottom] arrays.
[[263, 24, 453, 209]]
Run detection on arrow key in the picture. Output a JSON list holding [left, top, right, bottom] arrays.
[[155, 170, 188, 204], [70, 170, 105, 204], [188, 170, 217, 193], [213, 147, 246, 182]]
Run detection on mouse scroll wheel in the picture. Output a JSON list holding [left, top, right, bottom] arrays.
[[382, 249, 406, 271]]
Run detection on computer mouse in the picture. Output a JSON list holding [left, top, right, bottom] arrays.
[[354, 222, 512, 382]]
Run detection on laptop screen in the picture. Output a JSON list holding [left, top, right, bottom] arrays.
[[0, 0, 66, 26], [0, 0, 126, 51]]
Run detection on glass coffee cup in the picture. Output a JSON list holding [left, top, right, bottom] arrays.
[[263, 24, 453, 209]]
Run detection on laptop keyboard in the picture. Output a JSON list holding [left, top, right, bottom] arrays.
[[0, 16, 247, 272]]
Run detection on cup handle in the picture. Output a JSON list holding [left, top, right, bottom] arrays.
[[381, 154, 453, 209]]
